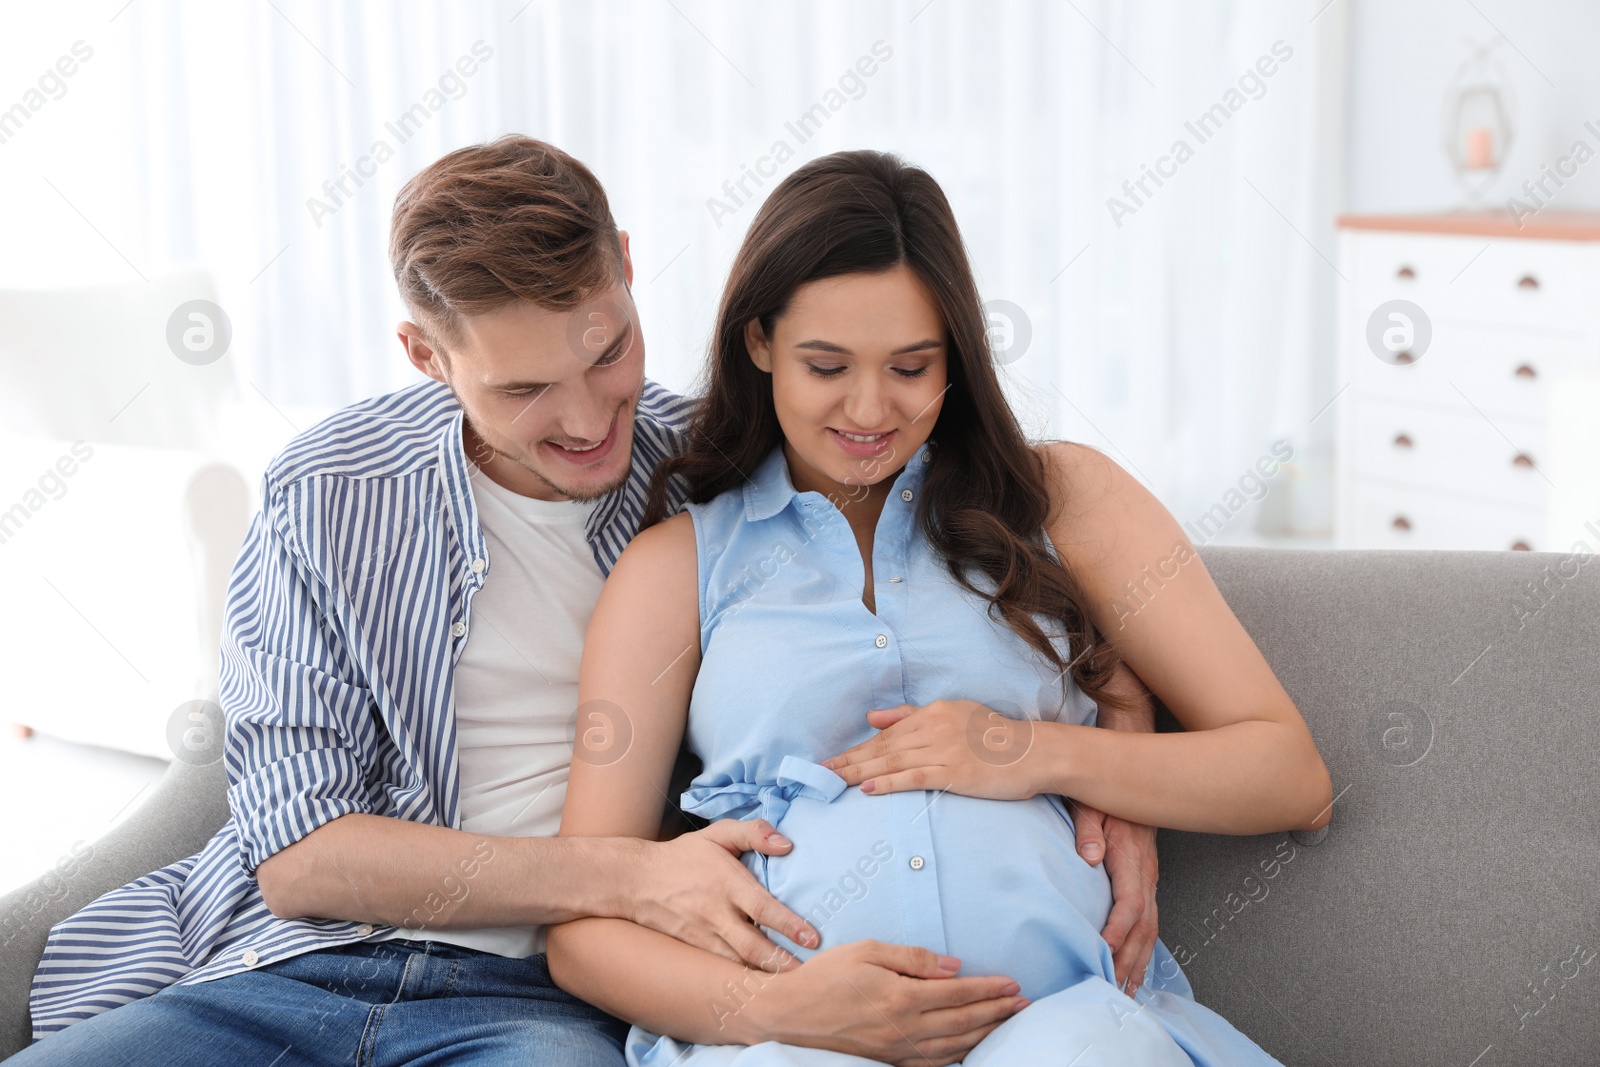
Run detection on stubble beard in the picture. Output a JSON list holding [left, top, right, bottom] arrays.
[[459, 400, 633, 504]]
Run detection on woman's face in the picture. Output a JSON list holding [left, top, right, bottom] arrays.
[[746, 263, 948, 499]]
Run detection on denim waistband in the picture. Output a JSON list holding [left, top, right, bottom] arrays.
[[323, 935, 539, 964]]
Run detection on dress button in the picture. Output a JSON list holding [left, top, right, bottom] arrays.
[[471, 557, 485, 574], [241, 949, 260, 967], [356, 923, 374, 936], [874, 634, 888, 649], [900, 489, 914, 502], [909, 856, 925, 870], [451, 620, 467, 638], [921, 449, 932, 464]]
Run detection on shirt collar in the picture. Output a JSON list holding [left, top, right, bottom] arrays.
[[436, 397, 491, 586], [743, 439, 935, 522]]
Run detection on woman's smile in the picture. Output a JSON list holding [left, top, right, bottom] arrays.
[[826, 426, 898, 458]]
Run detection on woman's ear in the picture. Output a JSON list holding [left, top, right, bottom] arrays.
[[745, 318, 774, 373]]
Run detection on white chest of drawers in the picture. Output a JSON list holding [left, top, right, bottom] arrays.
[[1334, 214, 1600, 552]]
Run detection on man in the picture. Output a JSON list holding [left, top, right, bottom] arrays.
[[16, 135, 1159, 1065]]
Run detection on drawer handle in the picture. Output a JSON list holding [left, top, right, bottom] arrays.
[[1517, 274, 1540, 290], [1514, 363, 1538, 379], [1391, 515, 1413, 532], [1392, 433, 1414, 449], [1511, 540, 1533, 551], [1397, 265, 1417, 280], [1512, 452, 1536, 469], [1394, 350, 1417, 365]]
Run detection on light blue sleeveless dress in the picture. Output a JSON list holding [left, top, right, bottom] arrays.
[[623, 443, 1283, 1066]]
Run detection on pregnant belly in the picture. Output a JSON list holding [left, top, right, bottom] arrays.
[[748, 786, 1116, 1001]]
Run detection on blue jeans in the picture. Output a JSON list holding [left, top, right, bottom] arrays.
[[11, 938, 627, 1066]]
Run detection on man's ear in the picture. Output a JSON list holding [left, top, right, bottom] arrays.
[[745, 317, 774, 373], [398, 321, 447, 383], [618, 230, 634, 289]]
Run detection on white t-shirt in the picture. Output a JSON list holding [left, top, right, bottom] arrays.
[[371, 464, 605, 957]]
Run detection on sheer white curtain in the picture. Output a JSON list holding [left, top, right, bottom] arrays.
[[2, 0, 1345, 538]]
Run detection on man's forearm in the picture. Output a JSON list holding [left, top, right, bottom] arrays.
[[257, 812, 645, 932], [1093, 660, 1156, 733], [1095, 699, 1154, 732]]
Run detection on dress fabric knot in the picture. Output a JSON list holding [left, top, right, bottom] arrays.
[[680, 754, 847, 826]]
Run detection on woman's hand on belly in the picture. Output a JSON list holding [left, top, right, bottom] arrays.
[[822, 699, 1043, 801], [746, 939, 1028, 1067]]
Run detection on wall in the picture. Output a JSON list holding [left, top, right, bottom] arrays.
[[1345, 0, 1600, 215]]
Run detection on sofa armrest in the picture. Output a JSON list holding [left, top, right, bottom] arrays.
[[0, 754, 231, 1057]]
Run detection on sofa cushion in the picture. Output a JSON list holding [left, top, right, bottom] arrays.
[[1161, 546, 1600, 1065]]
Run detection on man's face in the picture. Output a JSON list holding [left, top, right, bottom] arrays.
[[400, 249, 644, 503]]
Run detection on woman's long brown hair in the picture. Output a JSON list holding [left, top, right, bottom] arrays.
[[643, 150, 1126, 713]]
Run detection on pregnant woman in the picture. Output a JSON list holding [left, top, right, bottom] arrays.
[[548, 150, 1332, 1065]]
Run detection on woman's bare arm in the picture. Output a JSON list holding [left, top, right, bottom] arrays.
[[553, 513, 816, 965], [1032, 441, 1333, 832], [547, 514, 1028, 1063], [826, 443, 1332, 835]]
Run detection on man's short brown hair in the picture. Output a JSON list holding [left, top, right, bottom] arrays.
[[389, 134, 622, 345]]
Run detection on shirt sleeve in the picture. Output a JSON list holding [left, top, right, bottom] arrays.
[[219, 480, 378, 878]]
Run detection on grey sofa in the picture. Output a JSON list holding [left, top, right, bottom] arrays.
[[2, 547, 1596, 1064]]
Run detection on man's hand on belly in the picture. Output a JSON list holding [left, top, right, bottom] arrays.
[[634, 817, 822, 971], [1072, 658, 1162, 994], [1072, 801, 1160, 995], [750, 939, 1029, 1067]]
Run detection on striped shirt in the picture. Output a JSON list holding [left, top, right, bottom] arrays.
[[27, 377, 693, 1040]]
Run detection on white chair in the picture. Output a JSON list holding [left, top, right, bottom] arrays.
[[0, 268, 254, 758]]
